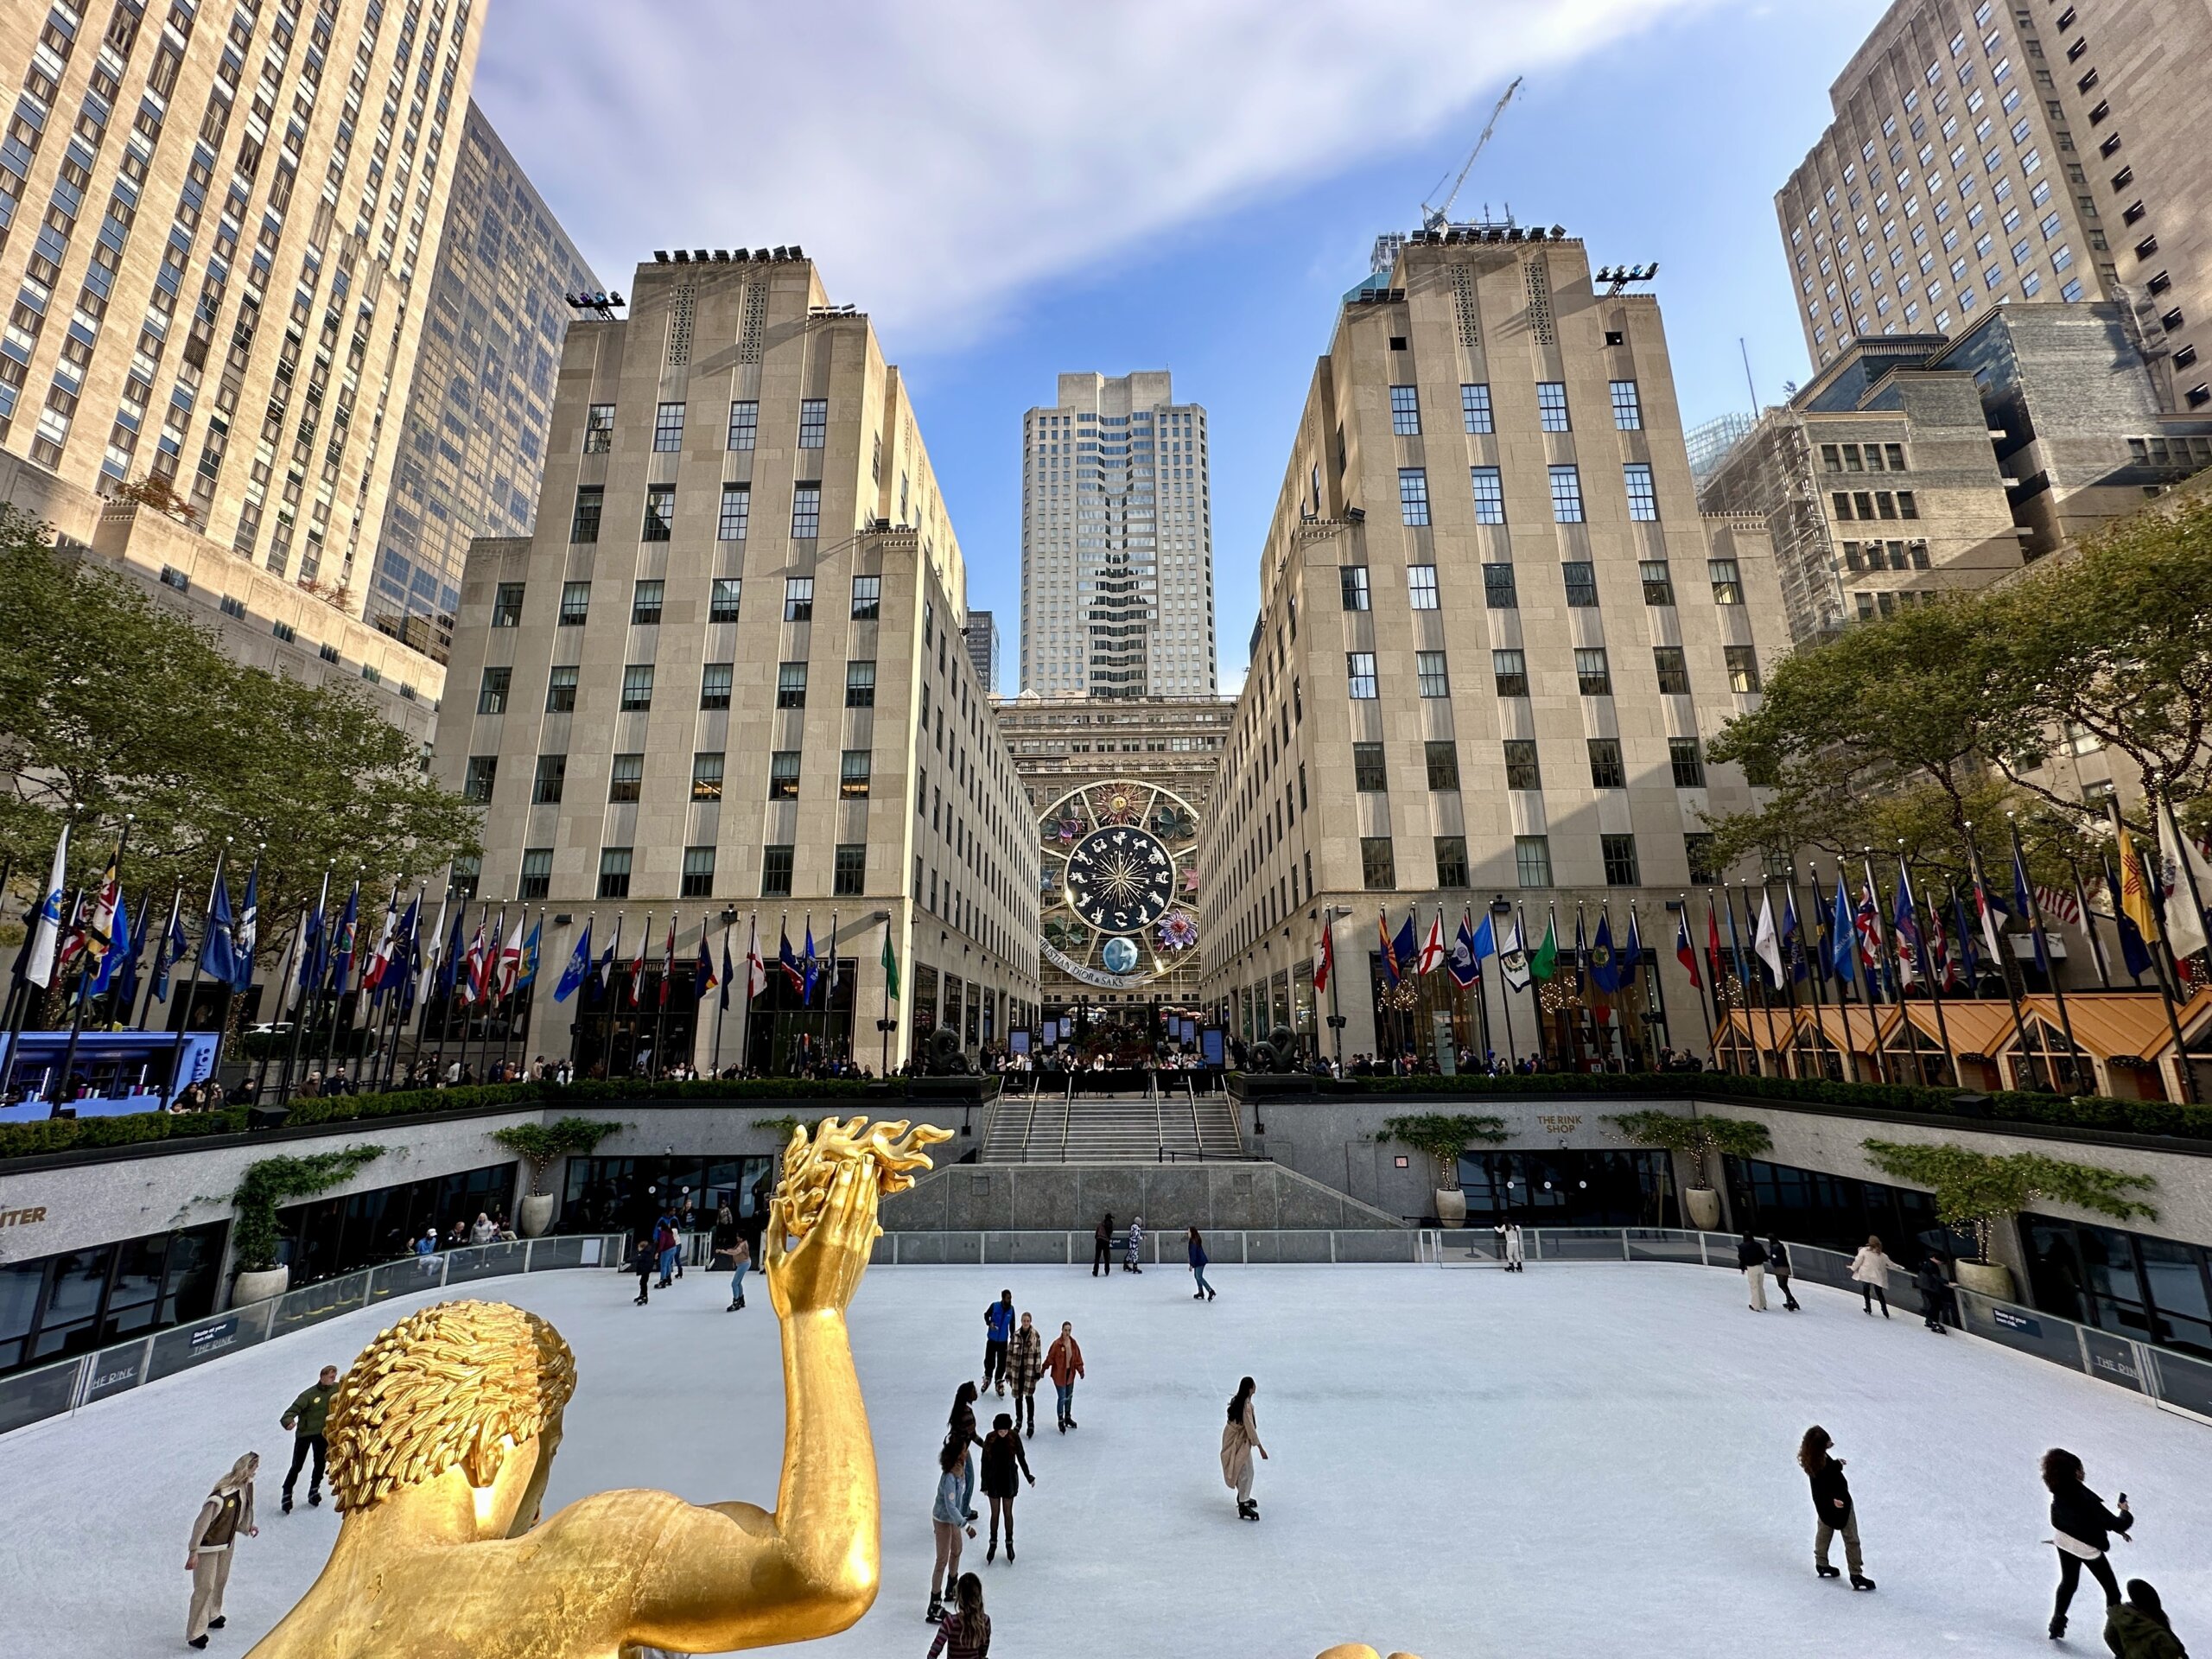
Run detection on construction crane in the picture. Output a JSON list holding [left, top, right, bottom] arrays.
[[1421, 76, 1522, 232]]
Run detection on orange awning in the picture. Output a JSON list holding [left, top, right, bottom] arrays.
[[1897, 999, 2018, 1059], [1799, 1004, 1895, 1054], [2015, 992, 2198, 1063]]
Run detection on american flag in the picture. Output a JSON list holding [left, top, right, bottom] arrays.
[[2034, 885, 2081, 927]]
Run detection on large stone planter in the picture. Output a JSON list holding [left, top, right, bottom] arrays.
[[1434, 1188, 1468, 1226], [1955, 1258, 2014, 1300], [1682, 1186, 1723, 1230], [233, 1265, 289, 1306], [518, 1193, 556, 1238]]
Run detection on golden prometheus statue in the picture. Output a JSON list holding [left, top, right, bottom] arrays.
[[247, 1116, 949, 1658]]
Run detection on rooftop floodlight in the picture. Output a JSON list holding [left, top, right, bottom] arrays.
[[712, 249, 728, 261], [652, 251, 669, 263], [673, 249, 690, 262], [788, 244, 803, 258], [754, 248, 770, 261], [694, 249, 708, 261]]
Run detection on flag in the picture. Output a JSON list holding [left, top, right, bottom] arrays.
[[1570, 909, 1589, 991], [361, 888, 398, 995], [555, 918, 594, 1002], [1529, 914, 1559, 981], [1973, 868, 2010, 963], [659, 914, 677, 1009], [779, 922, 803, 996], [1828, 879, 1857, 990], [1724, 893, 1748, 985], [1952, 887, 1984, 986], [1891, 872, 1923, 987], [111, 893, 143, 1010], [627, 922, 648, 1007], [1313, 918, 1334, 993], [89, 893, 132, 998], [22, 823, 70, 988], [1622, 909, 1643, 988], [1449, 910, 1481, 988], [516, 918, 541, 991], [2104, 861, 2154, 979], [1752, 894, 1783, 986], [152, 899, 188, 1001], [383, 893, 421, 1007], [696, 936, 718, 1003], [2037, 884, 2082, 928], [1928, 891, 1960, 989], [801, 918, 819, 1007], [1780, 895, 1807, 982], [1675, 909, 1700, 988], [62, 855, 123, 979], [1377, 912, 1401, 989], [463, 920, 491, 1004], [747, 917, 770, 1001], [1499, 918, 1531, 991], [415, 892, 447, 1009], [2156, 807, 2211, 962], [499, 912, 527, 998], [1707, 900, 1727, 988], [1417, 910, 1446, 976], [1853, 884, 1884, 977], [434, 904, 465, 1000], [1587, 911, 1620, 995], [231, 864, 257, 993], [1391, 912, 1419, 983], [723, 935, 738, 1012], [202, 872, 238, 987], [328, 884, 360, 995], [595, 914, 620, 998]]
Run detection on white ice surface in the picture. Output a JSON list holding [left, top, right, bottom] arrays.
[[4, 1258, 2209, 1657]]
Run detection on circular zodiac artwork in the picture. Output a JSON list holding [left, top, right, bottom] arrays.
[[1039, 779, 1203, 988]]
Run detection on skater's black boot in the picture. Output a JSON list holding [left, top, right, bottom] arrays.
[[926, 1597, 943, 1624], [208, 1618, 226, 1629], [308, 1488, 321, 1507], [282, 1491, 294, 1514], [1850, 1573, 1877, 1592], [1815, 1563, 1840, 1579], [987, 1535, 997, 1563], [2049, 1614, 2066, 1641]]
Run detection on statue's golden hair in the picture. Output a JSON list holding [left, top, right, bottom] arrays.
[[327, 1300, 575, 1514]]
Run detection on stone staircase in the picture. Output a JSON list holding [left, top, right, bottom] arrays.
[[982, 1081, 1242, 1163]]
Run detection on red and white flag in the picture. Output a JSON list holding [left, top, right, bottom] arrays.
[[498, 912, 526, 998], [2034, 885, 2081, 928], [360, 891, 398, 992], [744, 916, 768, 1002], [1416, 910, 1446, 976], [462, 922, 490, 1004], [1313, 918, 1334, 993], [628, 916, 649, 1008]]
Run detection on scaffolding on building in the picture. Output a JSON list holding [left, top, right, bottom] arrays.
[[1696, 409, 1849, 646]]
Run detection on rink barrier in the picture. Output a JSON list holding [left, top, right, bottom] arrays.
[[1427, 1225, 2212, 1429], [0, 1232, 627, 1440], [869, 1227, 1427, 1268]]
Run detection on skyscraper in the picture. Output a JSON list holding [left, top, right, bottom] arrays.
[[962, 608, 998, 690], [1020, 371, 1213, 697]]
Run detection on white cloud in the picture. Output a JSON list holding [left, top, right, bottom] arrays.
[[474, 0, 1719, 344]]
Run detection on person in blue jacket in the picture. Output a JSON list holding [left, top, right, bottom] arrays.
[[981, 1289, 1016, 1395]]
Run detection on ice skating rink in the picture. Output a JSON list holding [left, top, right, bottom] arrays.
[[4, 1258, 2209, 1657]]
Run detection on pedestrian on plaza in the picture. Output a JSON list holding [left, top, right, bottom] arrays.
[[1221, 1376, 1268, 1522], [1849, 1236, 1896, 1317], [631, 1233, 656, 1305], [184, 1452, 259, 1649], [929, 1572, 991, 1657], [1091, 1211, 1114, 1277], [277, 1365, 339, 1513], [1738, 1229, 1770, 1312], [1046, 1320, 1084, 1433], [468, 1211, 497, 1245], [927, 1438, 977, 1624], [2044, 1446, 2133, 1642], [1007, 1311, 1044, 1437], [1769, 1236, 1802, 1312], [2106, 1580, 2189, 1659], [1123, 1214, 1145, 1273], [714, 1205, 751, 1312], [1914, 1253, 1955, 1333], [1797, 1426, 1875, 1591], [653, 1215, 679, 1287], [1188, 1225, 1216, 1300], [1504, 1220, 1526, 1272], [980, 1411, 1035, 1563], [414, 1226, 439, 1278]]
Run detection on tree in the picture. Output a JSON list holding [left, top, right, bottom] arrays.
[[1608, 1109, 1772, 1191], [1861, 1140, 2157, 1263], [112, 474, 197, 524], [1377, 1113, 1507, 1192], [492, 1116, 622, 1196]]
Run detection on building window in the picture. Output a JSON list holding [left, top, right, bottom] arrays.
[[1588, 738, 1626, 789], [777, 662, 809, 708], [846, 659, 876, 708], [518, 849, 553, 901], [1503, 739, 1541, 790], [769, 750, 802, 800], [531, 753, 566, 804], [1352, 741, 1388, 791], [653, 401, 685, 452], [1685, 832, 1719, 887], [760, 844, 795, 898], [598, 848, 632, 899], [840, 749, 873, 798], [1600, 834, 1641, 887], [1638, 559, 1675, 605], [583, 404, 614, 453], [642, 485, 675, 542], [450, 856, 483, 902], [463, 756, 498, 803], [1415, 651, 1450, 697], [784, 577, 815, 622], [1360, 836, 1395, 890], [834, 843, 867, 896], [1624, 462, 1659, 521], [1346, 652, 1377, 699], [1398, 467, 1430, 526], [546, 667, 579, 713], [491, 582, 524, 626], [1575, 647, 1612, 696], [1708, 558, 1744, 603], [1653, 645, 1691, 695], [1434, 836, 1471, 888], [1470, 466, 1505, 524], [709, 577, 741, 623], [701, 663, 734, 710], [1407, 564, 1440, 609], [1725, 645, 1762, 692], [1610, 379, 1643, 429], [798, 397, 828, 448], [1338, 565, 1370, 611], [559, 581, 592, 626], [728, 401, 759, 451], [1562, 562, 1599, 607], [620, 664, 654, 710], [691, 751, 725, 802], [569, 486, 603, 543], [1492, 648, 1529, 697], [1669, 735, 1707, 787], [1389, 385, 1421, 435], [608, 753, 644, 804], [791, 484, 822, 539], [1482, 563, 1517, 609], [681, 847, 716, 899], [631, 580, 664, 626], [1537, 382, 1571, 431], [1514, 835, 1553, 887], [1461, 383, 1494, 434], [1426, 740, 1461, 791], [851, 575, 881, 620], [476, 667, 510, 715], [1548, 464, 1585, 523], [717, 482, 750, 541]]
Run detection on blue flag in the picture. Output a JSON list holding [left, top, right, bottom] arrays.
[[802, 919, 820, 1007], [90, 893, 132, 998], [721, 937, 734, 1012], [1828, 878, 1857, 988], [231, 866, 257, 993], [1623, 908, 1643, 986], [201, 875, 238, 987], [1952, 888, 1983, 985], [1450, 911, 1482, 988], [555, 919, 593, 1002], [2012, 848, 2049, 972], [297, 899, 327, 995], [1780, 897, 1807, 982], [328, 885, 360, 995], [1469, 910, 1496, 963], [517, 919, 542, 990], [1390, 912, 1418, 982], [435, 905, 466, 999], [153, 903, 188, 1000], [1588, 912, 1621, 995], [695, 938, 717, 1005], [779, 924, 803, 996], [111, 893, 143, 1011]]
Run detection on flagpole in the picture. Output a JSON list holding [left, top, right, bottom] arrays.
[[1765, 880, 1805, 1078], [2100, 854, 2145, 988], [742, 912, 759, 1075], [715, 918, 732, 1076], [650, 912, 674, 1082], [168, 837, 228, 1104], [54, 819, 128, 1109], [2157, 789, 2212, 989], [2011, 816, 2082, 1094], [137, 880, 182, 1032], [2067, 850, 2113, 988], [1963, 823, 2041, 1092], [1678, 895, 1714, 1064], [1513, 903, 1540, 1069], [257, 911, 304, 1103], [278, 862, 327, 1106], [1492, 909, 1519, 1071], [600, 909, 623, 1077], [1719, 884, 1764, 1077], [1754, 881, 1792, 1077], [1898, 848, 1961, 1090], [1572, 899, 1592, 1069], [378, 886, 424, 1092], [1857, 853, 1920, 1088], [1786, 869, 1830, 1079], [2108, 798, 2196, 1103]]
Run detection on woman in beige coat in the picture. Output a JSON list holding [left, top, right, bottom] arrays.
[[185, 1452, 258, 1649], [1221, 1376, 1268, 1521], [1849, 1235, 1897, 1318]]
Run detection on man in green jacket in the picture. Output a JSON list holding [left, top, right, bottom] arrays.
[[279, 1365, 340, 1512]]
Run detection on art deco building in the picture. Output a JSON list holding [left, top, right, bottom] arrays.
[[961, 607, 998, 690], [1198, 228, 1789, 1066], [432, 249, 1039, 1074], [1020, 370, 1214, 697]]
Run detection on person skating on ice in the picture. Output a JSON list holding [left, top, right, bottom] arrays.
[[713, 1204, 751, 1311], [185, 1452, 259, 1649], [1091, 1211, 1114, 1277], [980, 1411, 1035, 1563], [1797, 1426, 1874, 1591], [630, 1233, 656, 1305], [1188, 1225, 1216, 1300], [1738, 1229, 1770, 1311], [278, 1366, 339, 1513], [1768, 1236, 1802, 1311], [981, 1290, 1015, 1395], [1007, 1311, 1044, 1437], [1504, 1221, 1526, 1272], [2044, 1446, 2133, 1641], [1123, 1214, 1144, 1273], [1849, 1235, 1896, 1317], [947, 1381, 983, 1493], [929, 1571, 991, 1658], [2106, 1580, 2188, 1659], [1046, 1320, 1084, 1432], [1221, 1376, 1268, 1521], [1915, 1252, 1955, 1332], [927, 1439, 977, 1624]]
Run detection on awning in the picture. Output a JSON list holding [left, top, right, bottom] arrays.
[[2016, 991, 2202, 1064], [1798, 1004, 1896, 1054], [1896, 999, 2018, 1060]]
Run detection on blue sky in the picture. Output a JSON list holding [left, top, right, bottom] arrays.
[[475, 0, 1889, 695]]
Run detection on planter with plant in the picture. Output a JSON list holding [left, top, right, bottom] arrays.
[[1377, 1113, 1508, 1224], [1607, 1110, 1774, 1230], [490, 1116, 622, 1236], [229, 1145, 384, 1303], [1861, 1140, 2157, 1298]]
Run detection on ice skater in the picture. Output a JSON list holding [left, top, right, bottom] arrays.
[[653, 1215, 680, 1287], [1504, 1221, 1526, 1272], [277, 1365, 338, 1512], [1007, 1311, 1044, 1435], [928, 1572, 991, 1658], [185, 1452, 259, 1648], [1849, 1235, 1895, 1317], [1796, 1426, 1874, 1591], [1124, 1214, 1145, 1273], [713, 1205, 751, 1311], [1046, 1319, 1084, 1432], [1189, 1225, 1216, 1300], [2044, 1446, 2133, 1641], [1222, 1376, 1268, 1520], [980, 1411, 1035, 1562], [1738, 1230, 1770, 1311], [928, 1439, 977, 1624], [982, 1289, 1015, 1394], [1914, 1253, 1954, 1332], [630, 1233, 656, 1305], [1091, 1211, 1114, 1276], [1768, 1235, 1801, 1311], [948, 1380, 984, 1462], [2106, 1580, 2186, 1659]]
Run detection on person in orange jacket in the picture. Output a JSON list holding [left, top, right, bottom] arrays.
[[1045, 1319, 1084, 1433]]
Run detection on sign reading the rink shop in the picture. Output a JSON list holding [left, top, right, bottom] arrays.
[[1042, 940, 1152, 991]]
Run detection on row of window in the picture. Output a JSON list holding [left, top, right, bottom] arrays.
[[1830, 488, 1920, 522], [468, 746, 880, 810], [477, 655, 880, 719], [492, 574, 885, 630], [1353, 830, 1646, 892], [582, 841, 867, 901], [1351, 734, 1706, 793], [1389, 378, 1643, 436], [569, 480, 821, 544], [1396, 462, 1658, 527], [1342, 643, 1762, 701], [1820, 442, 1910, 473], [586, 398, 826, 455], [1842, 538, 1931, 573], [1339, 556, 1744, 613]]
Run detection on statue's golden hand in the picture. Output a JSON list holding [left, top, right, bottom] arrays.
[[767, 1117, 950, 1319]]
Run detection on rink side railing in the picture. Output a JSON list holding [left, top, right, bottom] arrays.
[[0, 1233, 627, 1439]]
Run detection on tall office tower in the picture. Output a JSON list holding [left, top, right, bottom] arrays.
[[962, 607, 997, 690], [1020, 370, 1214, 698], [0, 0, 486, 731], [1198, 227, 1788, 1067], [433, 249, 1039, 1075], [366, 99, 598, 664]]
